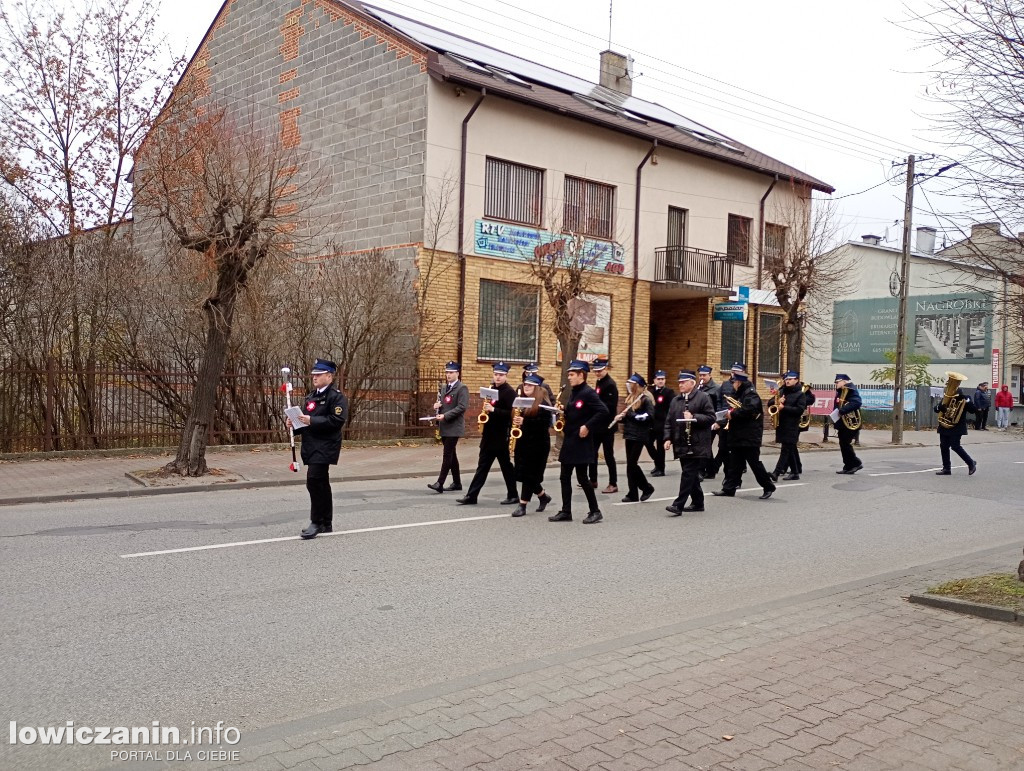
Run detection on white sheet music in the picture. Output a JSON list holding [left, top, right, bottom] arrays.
[[512, 397, 536, 409], [479, 387, 499, 401], [284, 406, 306, 430]]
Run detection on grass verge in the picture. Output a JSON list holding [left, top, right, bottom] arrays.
[[927, 573, 1024, 613]]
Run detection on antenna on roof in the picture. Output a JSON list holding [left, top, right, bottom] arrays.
[[608, 0, 613, 49]]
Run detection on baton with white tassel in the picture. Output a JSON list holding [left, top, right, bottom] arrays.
[[281, 367, 301, 472]]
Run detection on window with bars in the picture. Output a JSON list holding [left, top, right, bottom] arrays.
[[477, 280, 539, 362], [764, 223, 787, 260], [727, 214, 752, 265], [758, 313, 783, 375], [484, 157, 544, 226], [719, 319, 746, 371], [564, 176, 615, 240]]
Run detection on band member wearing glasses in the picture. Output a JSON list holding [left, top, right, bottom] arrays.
[[428, 361, 469, 494]]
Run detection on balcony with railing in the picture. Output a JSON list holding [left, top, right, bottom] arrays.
[[653, 246, 734, 294]]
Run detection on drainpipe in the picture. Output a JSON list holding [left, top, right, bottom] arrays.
[[629, 140, 657, 374], [752, 174, 778, 381], [456, 88, 486, 365]]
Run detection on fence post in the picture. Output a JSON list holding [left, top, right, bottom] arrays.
[[44, 356, 56, 452]]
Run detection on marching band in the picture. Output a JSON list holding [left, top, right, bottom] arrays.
[[420, 358, 867, 522]]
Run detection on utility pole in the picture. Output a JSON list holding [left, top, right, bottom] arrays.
[[892, 154, 915, 445]]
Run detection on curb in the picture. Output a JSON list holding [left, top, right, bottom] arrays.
[[908, 593, 1023, 624]]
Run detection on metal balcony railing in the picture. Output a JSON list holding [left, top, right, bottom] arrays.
[[654, 246, 734, 290]]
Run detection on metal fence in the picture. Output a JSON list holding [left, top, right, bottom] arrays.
[[805, 383, 938, 431], [0, 359, 444, 453]]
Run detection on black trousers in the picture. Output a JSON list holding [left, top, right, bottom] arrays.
[[724, 446, 776, 492], [465, 444, 518, 501], [589, 430, 618, 486], [561, 462, 599, 514], [624, 439, 652, 496], [973, 409, 989, 430], [837, 425, 862, 469], [305, 463, 333, 526], [939, 435, 974, 469], [644, 433, 665, 473], [436, 436, 461, 486], [672, 456, 704, 508], [775, 442, 802, 475], [710, 429, 729, 476], [519, 480, 545, 503]]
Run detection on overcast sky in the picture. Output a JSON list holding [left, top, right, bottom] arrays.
[[157, 0, 948, 248]]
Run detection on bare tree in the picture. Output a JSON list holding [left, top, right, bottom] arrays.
[[135, 96, 325, 475], [759, 194, 850, 371]]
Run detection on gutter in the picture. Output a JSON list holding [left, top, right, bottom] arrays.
[[753, 174, 779, 380], [456, 88, 486, 364], [630, 140, 657, 374]]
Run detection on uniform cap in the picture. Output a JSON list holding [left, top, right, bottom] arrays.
[[311, 358, 337, 374]]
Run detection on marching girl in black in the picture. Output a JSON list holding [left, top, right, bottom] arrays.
[[619, 373, 657, 503], [510, 373, 553, 517]]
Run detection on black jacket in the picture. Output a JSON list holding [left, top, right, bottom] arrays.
[[664, 389, 716, 459], [936, 389, 976, 437], [621, 392, 655, 443], [834, 385, 862, 434], [768, 383, 812, 444], [514, 406, 552, 482], [480, 381, 517, 452], [594, 374, 619, 434], [699, 379, 722, 411], [299, 385, 347, 465], [726, 381, 764, 447], [649, 385, 675, 424], [558, 382, 610, 465], [438, 381, 469, 438]]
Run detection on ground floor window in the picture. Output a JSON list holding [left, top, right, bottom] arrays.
[[758, 313, 783, 375], [720, 319, 745, 371], [477, 280, 539, 362]]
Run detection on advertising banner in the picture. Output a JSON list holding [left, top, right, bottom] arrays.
[[713, 302, 748, 321], [474, 220, 626, 275], [831, 292, 993, 364], [808, 388, 916, 414]]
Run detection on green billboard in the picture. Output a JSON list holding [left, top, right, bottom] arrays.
[[832, 293, 993, 364]]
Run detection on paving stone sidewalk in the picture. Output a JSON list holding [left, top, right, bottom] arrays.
[[193, 545, 1024, 771]]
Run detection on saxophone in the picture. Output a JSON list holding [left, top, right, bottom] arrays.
[[509, 387, 523, 454], [553, 385, 566, 434], [478, 382, 493, 429], [936, 371, 969, 430], [767, 392, 783, 429], [836, 387, 862, 430]]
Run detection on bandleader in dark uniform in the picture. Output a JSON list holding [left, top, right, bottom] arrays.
[[428, 361, 469, 493], [511, 373, 553, 517], [833, 374, 864, 474], [291, 358, 347, 540], [646, 370, 674, 477], [713, 371, 776, 500], [664, 370, 716, 514], [696, 365, 721, 479], [457, 361, 519, 505], [549, 359, 610, 524], [589, 358, 619, 493], [767, 370, 812, 481]]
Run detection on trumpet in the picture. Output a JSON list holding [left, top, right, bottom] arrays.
[[722, 395, 742, 430]]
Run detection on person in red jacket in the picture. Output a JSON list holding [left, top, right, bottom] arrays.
[[994, 385, 1014, 431]]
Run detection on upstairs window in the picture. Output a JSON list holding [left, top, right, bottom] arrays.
[[564, 176, 615, 240], [727, 214, 752, 265], [764, 223, 787, 260], [484, 158, 543, 227]]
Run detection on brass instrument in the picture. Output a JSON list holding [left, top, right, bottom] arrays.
[[478, 383, 493, 428], [509, 387, 523, 454], [722, 394, 742, 430], [767, 393, 783, 429], [836, 386, 862, 430], [553, 385, 566, 434], [608, 388, 646, 429], [798, 384, 813, 430], [937, 371, 969, 430]]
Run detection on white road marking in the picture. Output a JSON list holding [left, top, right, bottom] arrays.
[[613, 483, 805, 505], [869, 465, 966, 476], [120, 514, 508, 559]]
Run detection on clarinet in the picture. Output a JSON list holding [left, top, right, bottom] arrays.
[[435, 379, 443, 442], [683, 391, 695, 455]]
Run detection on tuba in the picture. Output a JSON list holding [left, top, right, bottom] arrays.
[[937, 371, 969, 430], [836, 387, 862, 430]]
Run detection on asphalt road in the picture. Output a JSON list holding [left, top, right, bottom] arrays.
[[2, 442, 1022, 769]]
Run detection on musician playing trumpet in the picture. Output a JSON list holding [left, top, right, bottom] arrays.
[[618, 373, 657, 503], [767, 370, 813, 482], [664, 370, 716, 515], [510, 373, 553, 517]]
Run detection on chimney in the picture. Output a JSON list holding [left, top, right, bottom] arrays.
[[861, 234, 882, 245], [970, 222, 1001, 238], [915, 226, 936, 254], [599, 50, 632, 96]]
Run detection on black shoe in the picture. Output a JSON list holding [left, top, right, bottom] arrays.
[[582, 510, 603, 524], [456, 496, 477, 505], [300, 522, 324, 540], [969, 461, 977, 475], [682, 505, 704, 512], [444, 483, 462, 491], [651, 469, 665, 477], [536, 492, 552, 512], [935, 469, 951, 475], [621, 494, 639, 503], [768, 472, 779, 483], [427, 482, 444, 493], [704, 473, 717, 480], [640, 486, 655, 502], [500, 496, 519, 505], [548, 510, 572, 522], [849, 464, 863, 474], [511, 504, 527, 517], [759, 489, 774, 500], [711, 489, 735, 497], [665, 504, 682, 516], [783, 474, 800, 481]]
